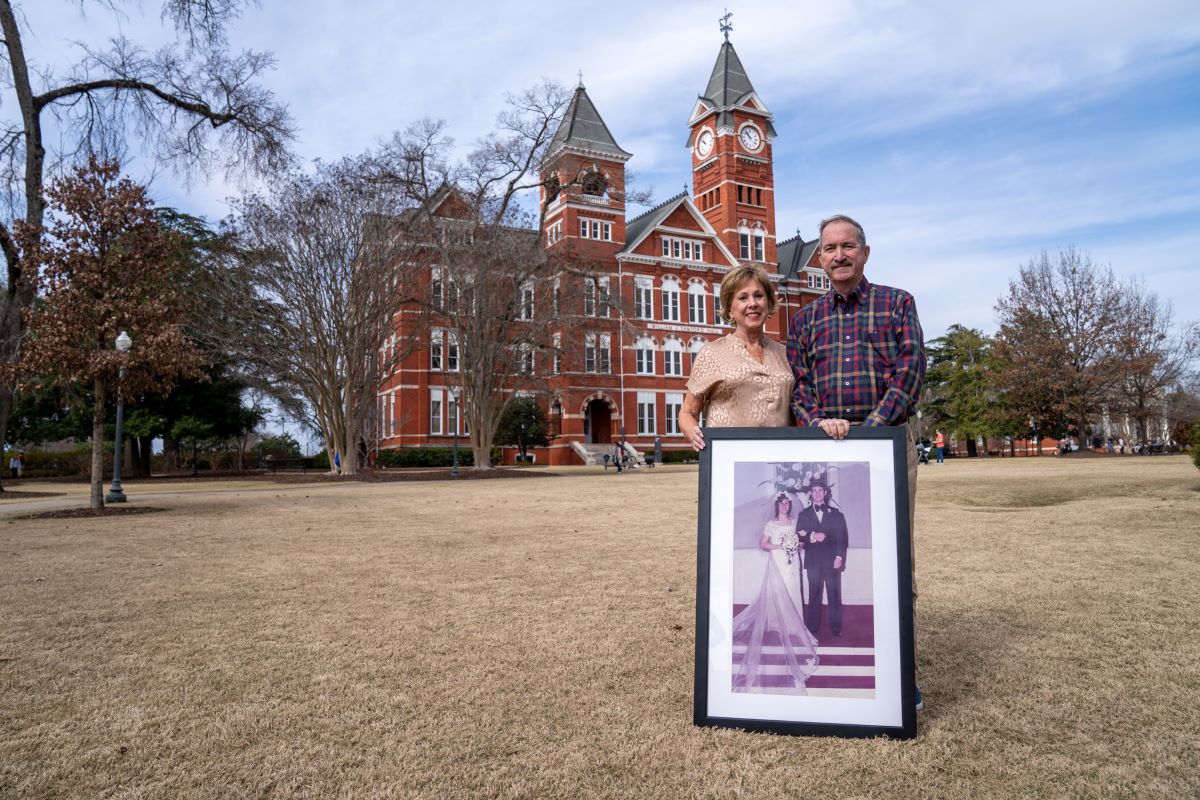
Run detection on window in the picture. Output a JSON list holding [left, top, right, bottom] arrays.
[[553, 277, 561, 317], [519, 281, 534, 320], [714, 294, 724, 325], [634, 276, 653, 319], [553, 333, 561, 374], [738, 227, 765, 262], [636, 336, 655, 375], [389, 393, 397, 438], [637, 392, 657, 435], [665, 392, 683, 435], [808, 272, 830, 291], [598, 276, 610, 318], [430, 390, 444, 435], [661, 277, 680, 322], [431, 268, 444, 307], [585, 333, 597, 373], [447, 391, 458, 434], [447, 332, 459, 372], [736, 184, 766, 207], [584, 279, 596, 316], [598, 334, 611, 374], [661, 236, 705, 262], [663, 338, 683, 377], [579, 218, 612, 241], [518, 344, 534, 375], [430, 330, 443, 370], [687, 283, 707, 324], [546, 219, 562, 245]]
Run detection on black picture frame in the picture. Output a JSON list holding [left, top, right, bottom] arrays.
[[693, 425, 916, 739]]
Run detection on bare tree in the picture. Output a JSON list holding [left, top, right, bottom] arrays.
[[0, 0, 294, 490], [229, 158, 421, 475], [994, 248, 1125, 443], [384, 82, 628, 469], [1110, 293, 1199, 442]]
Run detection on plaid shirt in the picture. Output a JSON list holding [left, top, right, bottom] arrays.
[[787, 277, 925, 427]]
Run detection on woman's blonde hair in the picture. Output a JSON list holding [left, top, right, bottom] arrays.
[[718, 265, 778, 324]]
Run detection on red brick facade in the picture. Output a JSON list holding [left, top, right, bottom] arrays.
[[377, 42, 826, 465]]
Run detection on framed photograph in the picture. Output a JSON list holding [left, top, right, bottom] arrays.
[[693, 426, 916, 739]]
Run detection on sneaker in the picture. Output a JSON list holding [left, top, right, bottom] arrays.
[[914, 686, 925, 712]]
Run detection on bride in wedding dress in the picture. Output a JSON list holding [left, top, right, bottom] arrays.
[[732, 493, 820, 693]]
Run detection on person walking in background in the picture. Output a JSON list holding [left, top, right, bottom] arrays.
[[8, 453, 19, 479], [934, 430, 945, 463], [786, 214, 926, 710]]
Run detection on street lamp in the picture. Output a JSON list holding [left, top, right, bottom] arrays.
[[105, 330, 132, 504], [450, 387, 461, 478]]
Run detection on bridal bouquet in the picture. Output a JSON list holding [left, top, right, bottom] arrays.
[[781, 531, 800, 564]]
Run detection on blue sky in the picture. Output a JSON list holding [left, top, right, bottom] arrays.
[[13, 0, 1200, 340]]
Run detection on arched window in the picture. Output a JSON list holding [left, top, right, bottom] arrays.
[[636, 336, 656, 375], [661, 276, 680, 322], [663, 337, 683, 377], [738, 222, 765, 262], [687, 280, 707, 324]]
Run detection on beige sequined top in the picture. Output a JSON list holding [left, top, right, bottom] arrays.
[[687, 334, 794, 427]]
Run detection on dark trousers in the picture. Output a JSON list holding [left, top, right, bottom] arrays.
[[805, 566, 842, 635]]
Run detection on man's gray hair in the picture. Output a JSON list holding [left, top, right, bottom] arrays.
[[819, 214, 867, 246]]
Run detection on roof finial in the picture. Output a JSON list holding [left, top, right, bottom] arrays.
[[719, 9, 733, 41], [577, 70, 584, 89]]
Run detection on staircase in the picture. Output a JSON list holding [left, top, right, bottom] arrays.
[[572, 441, 643, 466]]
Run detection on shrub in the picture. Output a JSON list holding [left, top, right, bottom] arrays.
[[1192, 421, 1200, 472], [6, 448, 93, 477], [660, 449, 698, 464], [375, 447, 500, 468]]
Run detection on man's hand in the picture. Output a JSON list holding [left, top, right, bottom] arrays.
[[810, 531, 826, 543], [818, 418, 851, 440], [833, 556, 844, 570]]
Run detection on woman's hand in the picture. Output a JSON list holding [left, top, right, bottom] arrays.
[[679, 391, 706, 451]]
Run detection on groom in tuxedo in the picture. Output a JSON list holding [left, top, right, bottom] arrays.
[[795, 477, 849, 637]]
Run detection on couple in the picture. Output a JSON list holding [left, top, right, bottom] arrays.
[[731, 477, 849, 693], [679, 215, 925, 697]]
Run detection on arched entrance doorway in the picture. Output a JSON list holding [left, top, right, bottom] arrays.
[[584, 398, 612, 444]]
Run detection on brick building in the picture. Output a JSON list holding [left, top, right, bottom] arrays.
[[377, 38, 830, 465]]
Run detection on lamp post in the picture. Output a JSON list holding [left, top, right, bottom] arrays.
[[450, 386, 461, 477], [105, 330, 132, 503]]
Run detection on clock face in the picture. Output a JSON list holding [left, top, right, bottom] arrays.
[[739, 126, 762, 151], [696, 130, 714, 157]]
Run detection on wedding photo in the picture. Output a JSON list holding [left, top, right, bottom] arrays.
[[730, 460, 876, 699]]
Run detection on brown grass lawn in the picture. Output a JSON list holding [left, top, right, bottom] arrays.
[[1, 456, 1198, 799]]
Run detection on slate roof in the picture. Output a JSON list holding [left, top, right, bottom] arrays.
[[547, 84, 632, 161], [621, 191, 690, 252], [692, 41, 778, 140], [777, 233, 819, 283]]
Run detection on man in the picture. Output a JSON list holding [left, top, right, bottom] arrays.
[[794, 476, 848, 637], [787, 214, 926, 707], [934, 430, 945, 464]]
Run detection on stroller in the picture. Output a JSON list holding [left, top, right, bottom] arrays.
[[916, 440, 932, 465]]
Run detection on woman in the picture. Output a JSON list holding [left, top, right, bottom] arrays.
[[678, 265, 793, 450], [731, 493, 820, 693], [677, 265, 818, 692]]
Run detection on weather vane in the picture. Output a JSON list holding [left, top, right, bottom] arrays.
[[720, 9, 733, 41], [577, 69, 584, 88]]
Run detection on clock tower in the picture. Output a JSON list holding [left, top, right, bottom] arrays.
[[688, 37, 778, 269]]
